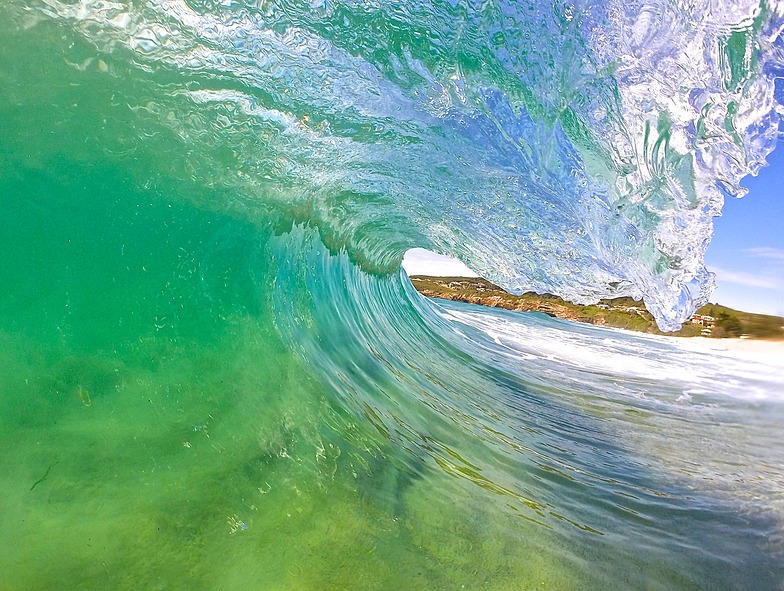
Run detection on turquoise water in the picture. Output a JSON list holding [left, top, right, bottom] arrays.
[[2, 0, 784, 589]]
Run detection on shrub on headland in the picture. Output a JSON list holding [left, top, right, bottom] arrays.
[[712, 313, 743, 338], [410, 276, 784, 340]]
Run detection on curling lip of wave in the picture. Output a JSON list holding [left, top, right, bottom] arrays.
[[9, 0, 784, 330]]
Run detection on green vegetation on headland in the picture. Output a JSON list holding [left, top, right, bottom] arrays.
[[410, 276, 784, 340]]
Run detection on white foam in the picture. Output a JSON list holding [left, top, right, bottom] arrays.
[[438, 303, 784, 404]]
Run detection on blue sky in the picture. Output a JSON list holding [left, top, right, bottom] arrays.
[[403, 142, 784, 317], [705, 142, 784, 317]]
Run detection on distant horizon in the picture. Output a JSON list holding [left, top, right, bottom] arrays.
[[402, 248, 784, 318], [410, 274, 783, 318]]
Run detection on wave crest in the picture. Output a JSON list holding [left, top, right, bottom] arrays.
[[6, 0, 784, 328]]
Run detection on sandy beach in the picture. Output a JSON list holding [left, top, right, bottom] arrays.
[[674, 336, 784, 367]]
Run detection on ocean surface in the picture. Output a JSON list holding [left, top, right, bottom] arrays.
[[2, 0, 784, 589]]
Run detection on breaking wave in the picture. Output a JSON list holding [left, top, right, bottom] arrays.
[[2, 1, 784, 589], [5, 0, 784, 328]]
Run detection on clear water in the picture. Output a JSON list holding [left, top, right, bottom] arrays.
[[2, 0, 784, 589]]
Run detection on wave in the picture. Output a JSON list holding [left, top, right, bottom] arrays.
[[5, 0, 784, 328], [2, 1, 784, 589]]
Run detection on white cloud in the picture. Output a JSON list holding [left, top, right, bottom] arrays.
[[402, 248, 479, 277], [744, 247, 784, 263], [708, 265, 784, 290]]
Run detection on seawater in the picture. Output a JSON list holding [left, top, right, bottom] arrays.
[[2, 239, 783, 588], [2, 0, 784, 589]]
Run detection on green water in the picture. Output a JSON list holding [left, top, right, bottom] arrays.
[[1, 168, 777, 587], [0, 159, 574, 589]]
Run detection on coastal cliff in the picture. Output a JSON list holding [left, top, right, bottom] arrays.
[[410, 276, 784, 339]]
